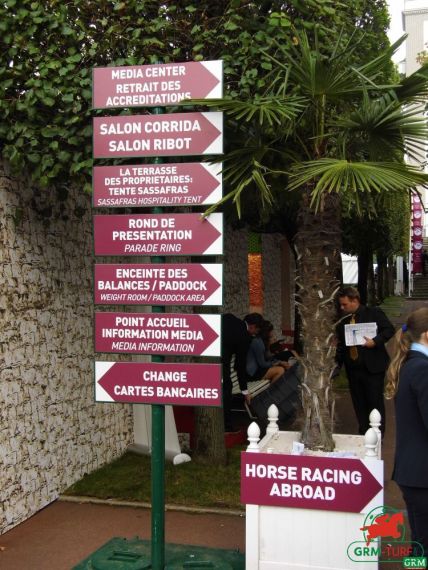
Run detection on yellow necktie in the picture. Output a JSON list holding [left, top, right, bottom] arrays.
[[349, 314, 358, 360]]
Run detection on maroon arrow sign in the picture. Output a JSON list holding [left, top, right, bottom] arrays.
[[95, 312, 221, 357], [241, 452, 383, 513], [93, 112, 223, 158], [95, 361, 222, 407], [94, 263, 223, 306], [93, 60, 223, 109], [92, 162, 222, 208], [93, 213, 223, 256]]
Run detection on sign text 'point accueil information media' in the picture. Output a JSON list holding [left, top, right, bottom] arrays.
[[95, 312, 221, 357]]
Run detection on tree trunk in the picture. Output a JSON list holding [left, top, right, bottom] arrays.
[[293, 189, 342, 451], [387, 255, 395, 296], [377, 254, 387, 303], [357, 247, 372, 305], [367, 260, 377, 305], [194, 407, 227, 465], [191, 293, 227, 464]]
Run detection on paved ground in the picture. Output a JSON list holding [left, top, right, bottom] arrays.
[[0, 503, 245, 569], [1, 298, 426, 569]]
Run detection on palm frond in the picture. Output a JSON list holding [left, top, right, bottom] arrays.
[[395, 62, 428, 103], [186, 96, 305, 127], [268, 30, 399, 101], [203, 160, 276, 219], [334, 91, 428, 162], [289, 159, 428, 213]]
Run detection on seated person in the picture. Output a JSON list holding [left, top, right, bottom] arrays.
[[269, 340, 298, 364], [264, 324, 299, 364], [246, 320, 290, 383]]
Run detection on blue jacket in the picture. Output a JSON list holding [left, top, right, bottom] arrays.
[[393, 350, 428, 487], [246, 336, 278, 377]]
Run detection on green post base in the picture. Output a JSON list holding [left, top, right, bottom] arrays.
[[73, 537, 245, 569]]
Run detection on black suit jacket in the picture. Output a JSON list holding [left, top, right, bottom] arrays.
[[222, 313, 252, 391], [393, 350, 428, 487], [337, 305, 395, 374]]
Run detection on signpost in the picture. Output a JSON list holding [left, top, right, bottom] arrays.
[[93, 162, 222, 207], [94, 263, 223, 306], [93, 60, 223, 109], [95, 312, 221, 357], [91, 57, 224, 570], [93, 212, 223, 256], [241, 452, 383, 514], [93, 112, 223, 158], [95, 361, 222, 407]]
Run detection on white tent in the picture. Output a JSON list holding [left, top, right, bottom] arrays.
[[341, 253, 358, 285]]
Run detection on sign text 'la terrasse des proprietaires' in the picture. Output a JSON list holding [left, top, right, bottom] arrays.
[[94, 263, 222, 306], [95, 361, 221, 407], [92, 162, 222, 208]]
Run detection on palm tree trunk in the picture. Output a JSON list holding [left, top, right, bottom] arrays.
[[358, 246, 372, 305], [293, 189, 342, 451], [368, 261, 377, 305], [387, 255, 395, 296], [194, 407, 227, 465], [377, 253, 387, 302]]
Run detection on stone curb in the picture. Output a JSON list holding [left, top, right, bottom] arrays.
[[59, 495, 245, 518]]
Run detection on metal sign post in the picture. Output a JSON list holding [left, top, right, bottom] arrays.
[[151, 133, 166, 568]]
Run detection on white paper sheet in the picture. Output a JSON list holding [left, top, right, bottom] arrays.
[[344, 322, 377, 346]]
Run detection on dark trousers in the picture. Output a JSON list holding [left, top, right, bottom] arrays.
[[400, 485, 428, 556], [346, 366, 386, 435]]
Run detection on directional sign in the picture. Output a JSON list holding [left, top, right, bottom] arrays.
[[241, 452, 383, 514], [93, 112, 223, 158], [94, 263, 223, 306], [92, 162, 222, 208], [95, 312, 221, 357], [93, 60, 223, 109], [93, 213, 223, 256], [95, 361, 222, 407]]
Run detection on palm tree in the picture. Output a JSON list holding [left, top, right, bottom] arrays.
[[197, 32, 428, 450]]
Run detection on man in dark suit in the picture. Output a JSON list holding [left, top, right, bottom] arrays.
[[336, 287, 394, 435], [222, 312, 263, 431]]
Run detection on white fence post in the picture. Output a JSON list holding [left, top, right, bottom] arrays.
[[364, 427, 378, 458], [266, 404, 279, 435], [369, 408, 382, 458], [247, 422, 261, 452]]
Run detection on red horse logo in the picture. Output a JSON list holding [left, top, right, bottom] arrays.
[[360, 512, 404, 545]]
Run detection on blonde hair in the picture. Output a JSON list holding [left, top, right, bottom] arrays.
[[385, 308, 428, 399]]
